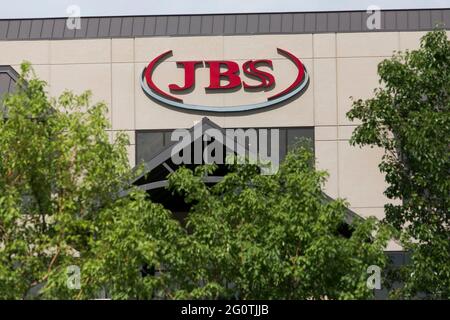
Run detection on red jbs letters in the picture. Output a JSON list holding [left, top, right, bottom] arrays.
[[168, 59, 276, 91]]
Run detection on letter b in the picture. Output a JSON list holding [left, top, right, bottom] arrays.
[[206, 61, 241, 90]]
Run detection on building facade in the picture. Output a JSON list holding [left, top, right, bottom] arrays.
[[1, 9, 449, 253]]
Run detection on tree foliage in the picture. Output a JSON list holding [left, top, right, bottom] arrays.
[[0, 63, 181, 299], [167, 147, 391, 299], [347, 29, 450, 298], [0, 63, 390, 300]]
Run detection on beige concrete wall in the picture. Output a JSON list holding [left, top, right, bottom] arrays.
[[0, 31, 436, 225]]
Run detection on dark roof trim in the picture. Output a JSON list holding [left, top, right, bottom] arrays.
[[1, 65, 20, 112], [130, 117, 259, 184], [0, 65, 20, 83], [0, 9, 449, 41]]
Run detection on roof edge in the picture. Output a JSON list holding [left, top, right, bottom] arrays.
[[0, 9, 449, 41]]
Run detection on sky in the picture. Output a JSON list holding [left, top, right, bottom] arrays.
[[0, 0, 449, 19]]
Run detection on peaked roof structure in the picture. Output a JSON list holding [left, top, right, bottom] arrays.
[[131, 117, 362, 225], [131, 117, 257, 191]]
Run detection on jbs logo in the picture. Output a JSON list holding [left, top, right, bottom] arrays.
[[141, 48, 309, 113], [168, 59, 275, 91]]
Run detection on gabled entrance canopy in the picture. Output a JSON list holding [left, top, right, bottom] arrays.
[[131, 117, 362, 226], [132, 117, 247, 192]]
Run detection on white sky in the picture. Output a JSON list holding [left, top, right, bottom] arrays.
[[0, 0, 449, 19]]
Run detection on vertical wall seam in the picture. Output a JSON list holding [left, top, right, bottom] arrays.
[[312, 34, 316, 128], [110, 38, 113, 128], [132, 36, 136, 165], [335, 31, 340, 199], [133, 36, 136, 139]]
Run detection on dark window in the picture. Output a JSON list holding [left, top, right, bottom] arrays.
[[136, 130, 173, 164], [136, 126, 314, 165], [287, 127, 314, 152]]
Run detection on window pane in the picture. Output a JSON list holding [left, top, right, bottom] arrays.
[[136, 131, 165, 163], [287, 128, 314, 152]]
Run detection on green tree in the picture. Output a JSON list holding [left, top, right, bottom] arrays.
[[167, 145, 391, 299], [347, 29, 450, 298], [0, 63, 391, 300], [0, 63, 182, 299]]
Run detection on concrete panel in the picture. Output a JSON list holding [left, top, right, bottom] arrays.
[[313, 33, 336, 58], [337, 57, 382, 125], [338, 125, 356, 141], [316, 140, 339, 199], [337, 32, 399, 57], [112, 38, 134, 63], [50, 39, 111, 64], [352, 207, 385, 221], [338, 142, 392, 208], [50, 63, 112, 119], [315, 126, 337, 141], [0, 40, 50, 65], [112, 63, 135, 130], [135, 36, 224, 63], [399, 31, 427, 51], [127, 145, 136, 167], [314, 58, 337, 126], [223, 34, 313, 60]]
